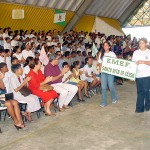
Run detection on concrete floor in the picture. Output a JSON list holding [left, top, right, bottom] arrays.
[[0, 81, 150, 150]]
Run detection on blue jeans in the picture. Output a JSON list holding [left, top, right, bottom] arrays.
[[101, 73, 117, 105], [136, 77, 150, 112]]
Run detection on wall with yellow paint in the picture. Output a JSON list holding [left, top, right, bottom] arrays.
[[74, 15, 95, 33], [99, 17, 124, 34], [0, 2, 123, 34], [0, 2, 73, 32]]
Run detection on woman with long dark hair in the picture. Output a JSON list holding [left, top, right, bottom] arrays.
[[98, 41, 117, 107], [132, 38, 150, 113]]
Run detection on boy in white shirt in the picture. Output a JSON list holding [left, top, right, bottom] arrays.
[[0, 49, 6, 63], [22, 42, 35, 60], [4, 37, 12, 50], [62, 62, 74, 84], [83, 57, 101, 94], [5, 49, 11, 71], [11, 35, 19, 48]]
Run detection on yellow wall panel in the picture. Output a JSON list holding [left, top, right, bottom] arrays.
[[74, 15, 95, 33], [99, 17, 124, 34], [0, 2, 73, 32]]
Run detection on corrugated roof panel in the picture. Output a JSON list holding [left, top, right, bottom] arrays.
[[47, 0, 56, 8], [113, 0, 133, 19], [63, 0, 74, 11], [85, 0, 134, 19], [55, 0, 65, 9], [71, 0, 83, 11]]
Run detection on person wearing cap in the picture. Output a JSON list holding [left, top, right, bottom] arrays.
[[44, 54, 78, 112], [22, 42, 35, 60]]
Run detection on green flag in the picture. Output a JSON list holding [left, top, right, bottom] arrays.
[[54, 10, 66, 26], [92, 43, 98, 57]]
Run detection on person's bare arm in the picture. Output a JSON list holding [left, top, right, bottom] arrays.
[[0, 80, 5, 90], [40, 76, 53, 86], [52, 67, 69, 82], [137, 60, 150, 66], [14, 77, 31, 92]]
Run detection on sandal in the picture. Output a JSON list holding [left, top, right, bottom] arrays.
[[63, 105, 70, 109], [84, 93, 91, 98], [14, 124, 25, 130], [22, 113, 32, 122], [59, 108, 65, 112], [45, 113, 56, 117]]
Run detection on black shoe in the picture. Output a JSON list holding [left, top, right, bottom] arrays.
[[135, 111, 144, 113], [145, 108, 150, 111], [77, 99, 86, 102]]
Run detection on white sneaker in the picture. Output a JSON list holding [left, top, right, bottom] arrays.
[[100, 104, 106, 107], [112, 100, 117, 104]]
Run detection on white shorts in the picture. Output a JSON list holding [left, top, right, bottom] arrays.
[[85, 77, 94, 83]]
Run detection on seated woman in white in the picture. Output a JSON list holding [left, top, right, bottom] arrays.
[[23, 56, 34, 77], [12, 46, 25, 64], [10, 64, 41, 121]]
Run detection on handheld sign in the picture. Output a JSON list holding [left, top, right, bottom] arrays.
[[101, 57, 137, 80]]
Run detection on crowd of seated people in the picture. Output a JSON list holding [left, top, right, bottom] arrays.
[[0, 27, 139, 131]]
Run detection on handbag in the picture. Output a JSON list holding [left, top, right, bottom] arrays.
[[19, 87, 32, 97], [0, 93, 14, 101], [39, 84, 54, 92]]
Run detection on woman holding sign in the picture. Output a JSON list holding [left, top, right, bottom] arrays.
[[132, 38, 150, 113], [98, 41, 117, 107]]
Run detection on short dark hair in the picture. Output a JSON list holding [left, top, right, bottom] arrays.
[[0, 63, 7, 70], [64, 51, 70, 57], [0, 49, 5, 53], [11, 57, 18, 64], [5, 49, 10, 54], [29, 58, 40, 69], [24, 56, 34, 67], [55, 51, 61, 55], [5, 37, 10, 41], [13, 46, 20, 53], [77, 51, 81, 54], [73, 61, 80, 67], [11, 64, 21, 73], [71, 51, 76, 55], [62, 62, 68, 68]]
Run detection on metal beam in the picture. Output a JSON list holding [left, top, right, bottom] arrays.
[[118, 0, 145, 27], [62, 0, 93, 34]]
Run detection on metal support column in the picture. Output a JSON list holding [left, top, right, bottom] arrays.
[[62, 0, 93, 34]]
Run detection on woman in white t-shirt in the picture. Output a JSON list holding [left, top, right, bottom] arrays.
[[22, 43, 35, 60], [132, 38, 150, 113], [13, 46, 25, 64], [98, 41, 117, 107], [23, 57, 34, 77]]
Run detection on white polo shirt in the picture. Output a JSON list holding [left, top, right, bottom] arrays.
[[13, 53, 23, 61], [132, 49, 150, 78], [11, 40, 19, 47], [83, 64, 94, 76], [98, 51, 116, 63], [4, 42, 12, 50], [22, 49, 35, 60]]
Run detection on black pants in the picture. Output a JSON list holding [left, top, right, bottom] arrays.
[[136, 77, 150, 112]]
